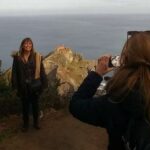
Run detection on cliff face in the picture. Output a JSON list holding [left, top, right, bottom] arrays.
[[43, 46, 95, 97]]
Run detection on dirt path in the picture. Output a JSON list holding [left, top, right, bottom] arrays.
[[0, 110, 108, 150]]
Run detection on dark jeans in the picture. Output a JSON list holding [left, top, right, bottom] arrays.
[[21, 93, 39, 127]]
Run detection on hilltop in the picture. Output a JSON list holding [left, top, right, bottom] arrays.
[[43, 45, 95, 94]]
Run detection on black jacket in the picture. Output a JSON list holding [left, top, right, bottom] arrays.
[[69, 71, 150, 150], [11, 52, 48, 97]]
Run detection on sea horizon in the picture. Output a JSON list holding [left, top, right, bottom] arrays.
[[0, 14, 150, 70]]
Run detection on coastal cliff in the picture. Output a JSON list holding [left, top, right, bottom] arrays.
[[43, 46, 95, 94]]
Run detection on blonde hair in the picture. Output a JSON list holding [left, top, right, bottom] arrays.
[[106, 32, 150, 119]]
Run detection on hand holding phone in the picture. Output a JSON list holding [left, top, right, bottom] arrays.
[[96, 55, 113, 76], [108, 55, 120, 67]]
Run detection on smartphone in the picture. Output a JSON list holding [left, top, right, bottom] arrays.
[[108, 55, 120, 67]]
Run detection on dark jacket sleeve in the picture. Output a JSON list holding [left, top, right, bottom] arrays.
[[69, 71, 109, 126], [40, 59, 48, 90], [11, 57, 18, 90]]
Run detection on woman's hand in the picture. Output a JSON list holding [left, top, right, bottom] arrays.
[[96, 55, 113, 76]]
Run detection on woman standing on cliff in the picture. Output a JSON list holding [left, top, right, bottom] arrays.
[[69, 32, 150, 149], [11, 37, 48, 132]]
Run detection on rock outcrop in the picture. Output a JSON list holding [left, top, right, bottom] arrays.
[[43, 46, 95, 96]]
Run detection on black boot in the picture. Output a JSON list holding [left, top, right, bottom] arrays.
[[33, 119, 41, 130], [22, 123, 29, 132], [33, 124, 41, 130]]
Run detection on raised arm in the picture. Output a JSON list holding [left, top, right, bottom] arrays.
[[69, 55, 113, 126]]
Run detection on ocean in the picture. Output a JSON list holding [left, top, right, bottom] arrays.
[[0, 14, 150, 69]]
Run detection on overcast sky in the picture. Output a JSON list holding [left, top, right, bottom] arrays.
[[1, 0, 150, 15]]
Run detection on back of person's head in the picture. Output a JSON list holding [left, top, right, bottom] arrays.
[[19, 37, 34, 55], [106, 32, 150, 119], [120, 32, 150, 67]]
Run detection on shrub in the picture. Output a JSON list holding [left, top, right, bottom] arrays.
[[39, 78, 62, 110], [39, 77, 72, 110], [0, 76, 20, 119]]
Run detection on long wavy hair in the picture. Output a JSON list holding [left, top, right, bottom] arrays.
[[106, 32, 150, 119], [19, 37, 35, 55]]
